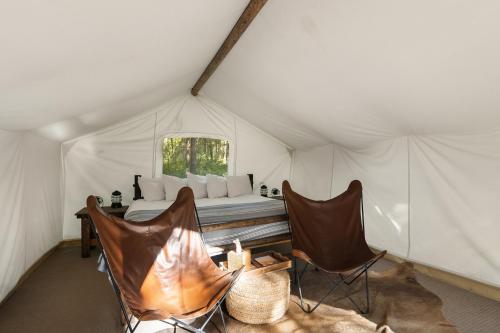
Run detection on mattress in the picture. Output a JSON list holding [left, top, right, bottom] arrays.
[[125, 195, 290, 253]]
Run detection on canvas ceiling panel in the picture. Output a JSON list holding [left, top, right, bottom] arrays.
[[62, 113, 156, 239], [333, 139, 409, 257], [204, 74, 329, 150], [0, 131, 26, 301], [409, 134, 500, 287], [234, 119, 292, 193], [0, 0, 248, 131], [22, 133, 62, 268], [290, 144, 334, 200], [35, 72, 198, 142], [208, 0, 500, 148]]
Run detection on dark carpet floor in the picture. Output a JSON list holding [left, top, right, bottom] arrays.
[[0, 246, 499, 332]]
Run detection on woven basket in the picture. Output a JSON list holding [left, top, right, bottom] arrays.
[[226, 270, 290, 324]]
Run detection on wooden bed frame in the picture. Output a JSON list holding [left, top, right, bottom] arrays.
[[132, 174, 290, 251]]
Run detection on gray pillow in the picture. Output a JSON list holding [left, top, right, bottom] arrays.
[[227, 175, 253, 198], [207, 174, 228, 198], [138, 177, 165, 201]]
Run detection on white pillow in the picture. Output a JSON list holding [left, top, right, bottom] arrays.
[[187, 172, 208, 199], [162, 175, 187, 201], [138, 177, 165, 201], [207, 174, 228, 199], [227, 175, 253, 198]]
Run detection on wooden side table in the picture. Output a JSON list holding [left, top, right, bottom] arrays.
[[75, 205, 128, 258]]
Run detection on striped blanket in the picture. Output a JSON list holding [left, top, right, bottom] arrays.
[[125, 200, 290, 248]]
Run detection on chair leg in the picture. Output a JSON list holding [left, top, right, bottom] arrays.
[[295, 262, 307, 309], [297, 268, 343, 313], [292, 257, 297, 285], [218, 304, 227, 333], [295, 260, 373, 315], [199, 302, 223, 332], [296, 262, 342, 313], [364, 267, 370, 314], [342, 265, 371, 314], [130, 319, 141, 333], [115, 289, 136, 333]]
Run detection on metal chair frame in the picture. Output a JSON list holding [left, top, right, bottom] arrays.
[[293, 256, 379, 314], [89, 216, 237, 333]]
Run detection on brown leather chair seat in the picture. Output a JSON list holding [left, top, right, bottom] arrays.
[[283, 180, 386, 314], [87, 187, 242, 332]]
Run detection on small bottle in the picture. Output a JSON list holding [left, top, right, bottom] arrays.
[[228, 239, 243, 271]]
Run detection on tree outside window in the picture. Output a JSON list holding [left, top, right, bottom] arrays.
[[162, 137, 229, 177]]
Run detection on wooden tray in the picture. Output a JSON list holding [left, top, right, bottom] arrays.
[[221, 251, 291, 277]]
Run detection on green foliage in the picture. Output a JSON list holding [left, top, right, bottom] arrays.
[[162, 137, 229, 177]]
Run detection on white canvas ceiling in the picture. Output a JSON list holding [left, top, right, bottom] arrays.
[[206, 0, 500, 149], [0, 0, 247, 137], [3, 0, 500, 147]]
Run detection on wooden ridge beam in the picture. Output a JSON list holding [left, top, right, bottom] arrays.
[[191, 0, 268, 96]]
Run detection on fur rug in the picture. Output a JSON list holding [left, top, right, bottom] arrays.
[[204, 262, 457, 333]]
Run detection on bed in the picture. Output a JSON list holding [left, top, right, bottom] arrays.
[[131, 174, 291, 255]]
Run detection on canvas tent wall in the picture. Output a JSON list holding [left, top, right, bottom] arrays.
[[2, 0, 500, 305], [291, 132, 500, 288], [201, 0, 500, 289], [61, 88, 500, 289], [61, 95, 292, 239], [0, 130, 62, 302]]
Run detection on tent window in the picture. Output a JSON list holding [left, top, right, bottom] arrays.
[[162, 137, 230, 177]]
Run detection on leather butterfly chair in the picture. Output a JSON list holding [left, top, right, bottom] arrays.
[[86, 187, 243, 333], [282, 180, 386, 314]]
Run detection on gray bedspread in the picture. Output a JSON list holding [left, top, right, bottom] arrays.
[[125, 200, 290, 247]]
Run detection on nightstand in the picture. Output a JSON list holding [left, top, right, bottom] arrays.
[[75, 205, 128, 258]]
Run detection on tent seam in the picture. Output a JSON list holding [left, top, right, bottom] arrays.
[[407, 136, 411, 259], [152, 112, 158, 177]]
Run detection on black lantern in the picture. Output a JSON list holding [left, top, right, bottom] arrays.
[[260, 184, 268, 197], [111, 190, 122, 208]]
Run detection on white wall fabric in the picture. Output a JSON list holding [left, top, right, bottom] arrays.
[[293, 133, 500, 287], [409, 133, 500, 287], [0, 130, 26, 303], [0, 130, 62, 302], [233, 119, 292, 193], [290, 144, 334, 200], [290, 140, 409, 257], [62, 94, 292, 239], [62, 113, 157, 239], [332, 140, 409, 258], [22, 133, 63, 268]]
